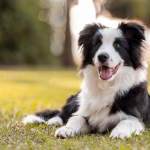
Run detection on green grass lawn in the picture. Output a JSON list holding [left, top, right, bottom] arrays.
[[1, 66, 150, 150]]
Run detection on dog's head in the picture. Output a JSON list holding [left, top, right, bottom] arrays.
[[78, 20, 146, 81]]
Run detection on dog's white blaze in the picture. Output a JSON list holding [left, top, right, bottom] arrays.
[[93, 28, 124, 71]]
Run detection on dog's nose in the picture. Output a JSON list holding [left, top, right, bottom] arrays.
[[98, 53, 109, 63]]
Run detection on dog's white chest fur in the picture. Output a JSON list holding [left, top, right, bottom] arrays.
[[75, 64, 147, 132], [77, 78, 126, 132]]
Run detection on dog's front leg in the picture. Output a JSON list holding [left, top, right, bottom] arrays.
[[55, 116, 91, 138], [109, 117, 144, 139]]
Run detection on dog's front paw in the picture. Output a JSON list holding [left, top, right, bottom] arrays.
[[109, 127, 131, 139], [55, 126, 77, 138]]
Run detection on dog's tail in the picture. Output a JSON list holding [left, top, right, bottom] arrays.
[[22, 109, 60, 125]]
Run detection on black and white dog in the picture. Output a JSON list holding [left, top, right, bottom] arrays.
[[22, 20, 150, 139]]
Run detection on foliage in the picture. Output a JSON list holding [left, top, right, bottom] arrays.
[[1, 66, 150, 149], [105, 0, 150, 27], [0, 0, 54, 64]]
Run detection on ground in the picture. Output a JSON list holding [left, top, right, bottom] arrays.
[[0, 66, 150, 150]]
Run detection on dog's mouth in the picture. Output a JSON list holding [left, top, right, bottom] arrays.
[[98, 63, 120, 80]]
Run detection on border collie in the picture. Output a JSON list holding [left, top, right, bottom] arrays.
[[22, 20, 150, 139]]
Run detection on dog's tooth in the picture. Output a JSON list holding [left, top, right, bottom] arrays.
[[100, 66, 102, 70]]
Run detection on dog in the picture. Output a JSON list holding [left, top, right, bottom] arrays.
[[22, 20, 150, 139]]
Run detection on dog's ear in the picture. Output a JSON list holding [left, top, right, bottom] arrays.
[[118, 20, 146, 69], [78, 23, 105, 47], [118, 20, 145, 44]]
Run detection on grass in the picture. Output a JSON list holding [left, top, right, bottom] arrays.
[[1, 66, 150, 150]]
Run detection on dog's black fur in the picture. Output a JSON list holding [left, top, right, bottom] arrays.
[[110, 81, 150, 125]]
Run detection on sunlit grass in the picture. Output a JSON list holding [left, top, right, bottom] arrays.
[[0, 67, 80, 123], [0, 66, 150, 150]]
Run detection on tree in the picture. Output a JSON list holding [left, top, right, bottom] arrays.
[[92, 0, 102, 17], [63, 0, 77, 67], [0, 0, 53, 65]]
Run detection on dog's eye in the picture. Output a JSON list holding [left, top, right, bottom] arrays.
[[114, 43, 121, 48], [96, 43, 102, 47]]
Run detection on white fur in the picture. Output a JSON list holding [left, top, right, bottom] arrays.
[[110, 117, 144, 139], [47, 116, 63, 127], [22, 114, 45, 125], [55, 116, 91, 138]]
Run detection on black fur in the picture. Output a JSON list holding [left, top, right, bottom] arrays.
[[35, 109, 59, 121], [113, 37, 134, 67], [35, 92, 80, 123], [110, 82, 150, 125], [78, 23, 106, 70], [118, 20, 145, 69], [57, 92, 80, 123]]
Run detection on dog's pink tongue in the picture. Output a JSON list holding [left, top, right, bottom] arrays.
[[100, 66, 112, 79]]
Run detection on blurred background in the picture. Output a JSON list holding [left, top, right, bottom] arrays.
[[1, 1, 150, 147], [0, 0, 150, 67]]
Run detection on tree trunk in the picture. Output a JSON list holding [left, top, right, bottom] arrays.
[[93, 0, 101, 17], [63, 0, 75, 67]]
